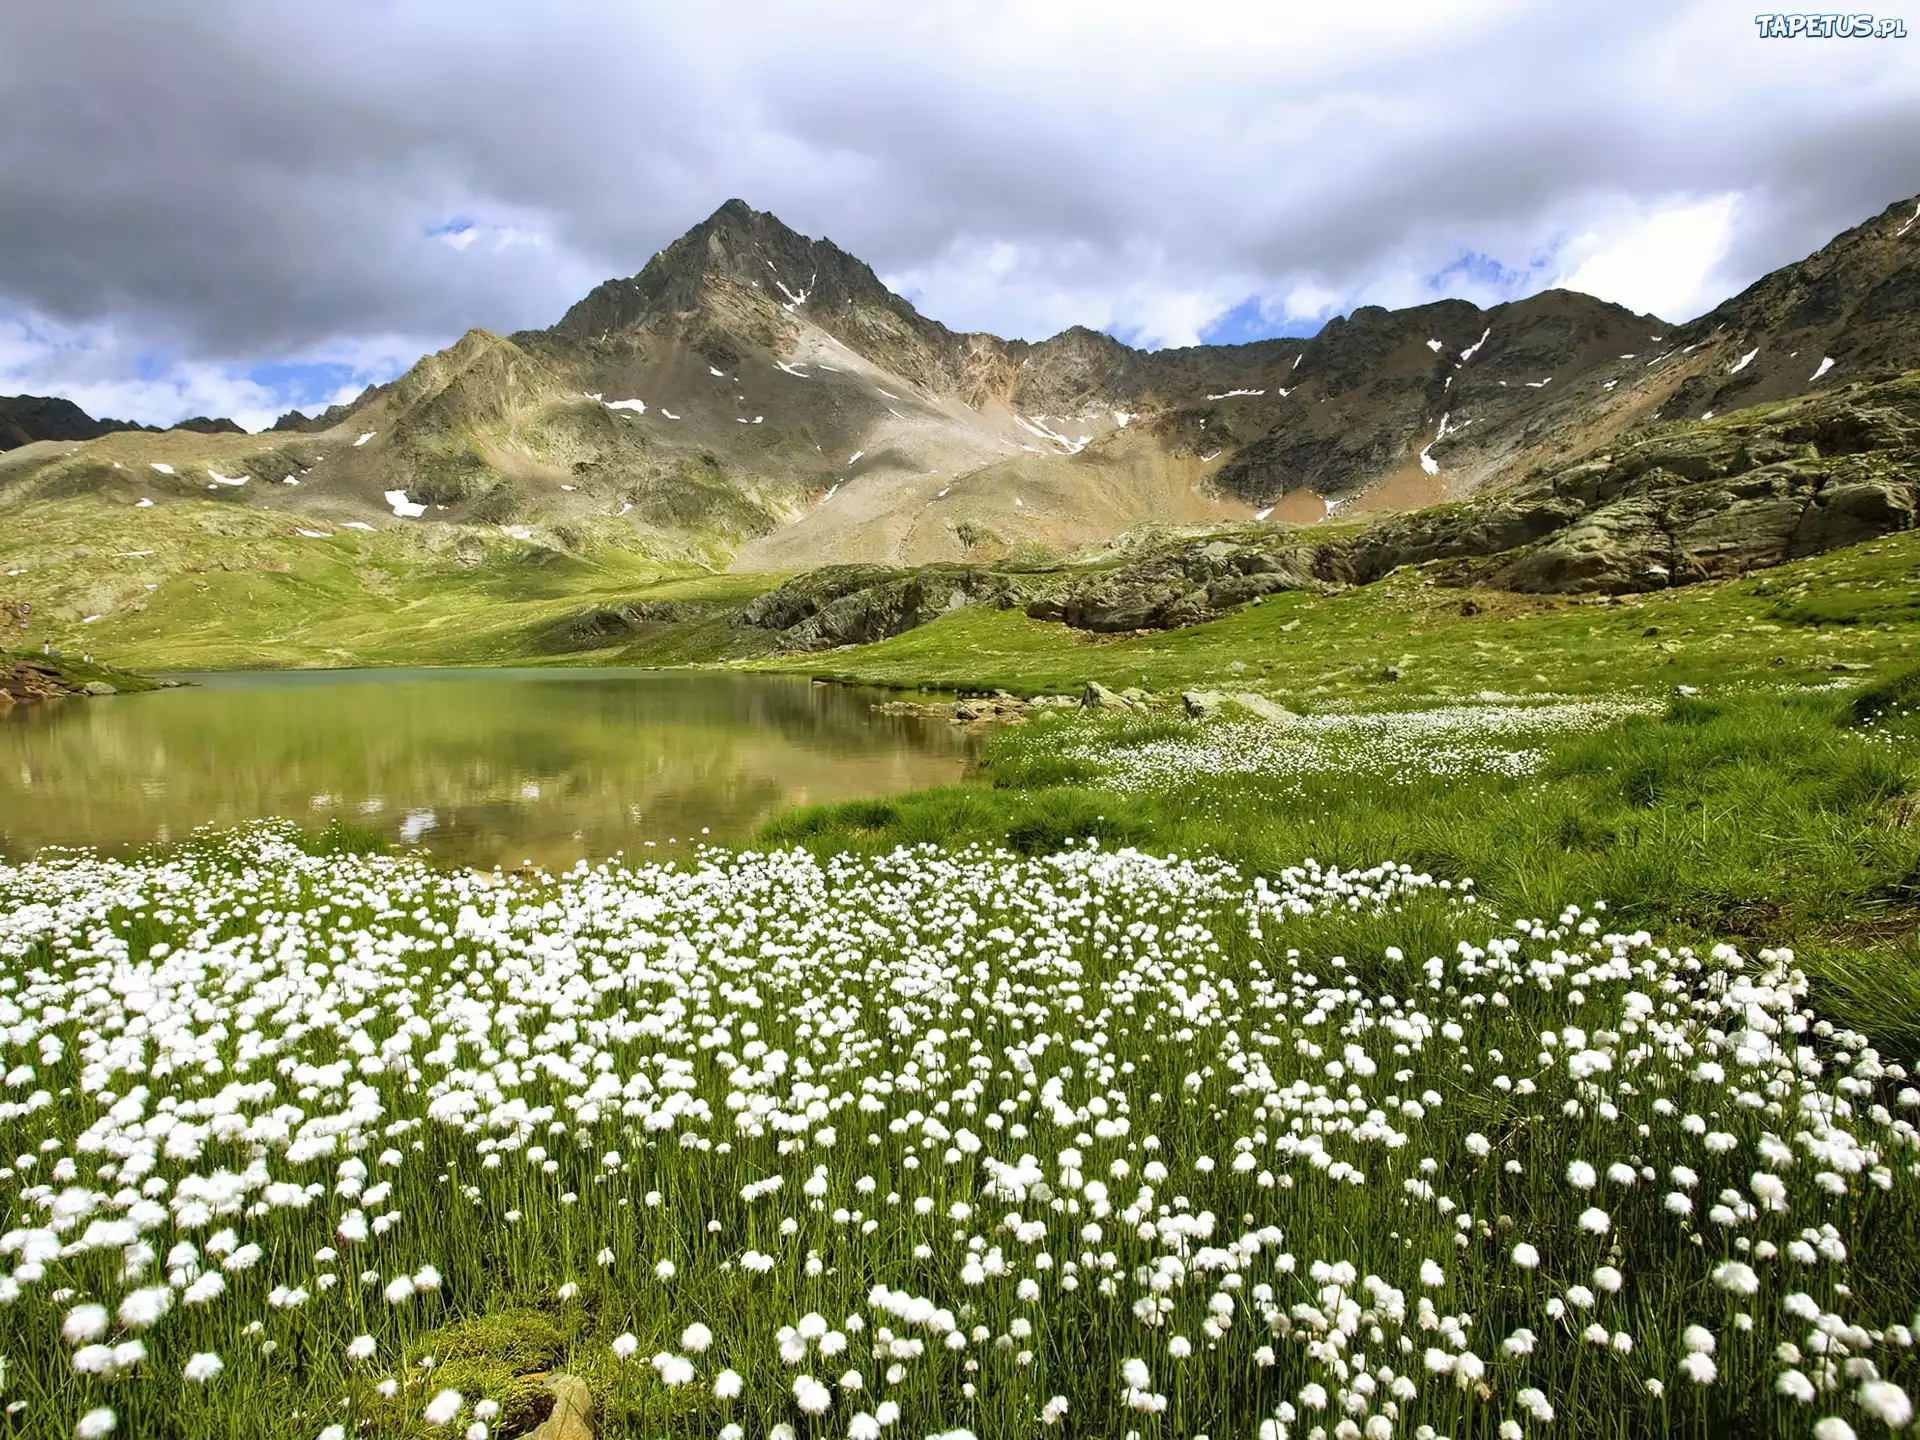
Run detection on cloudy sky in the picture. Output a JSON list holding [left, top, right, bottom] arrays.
[[3, 0, 1917, 430]]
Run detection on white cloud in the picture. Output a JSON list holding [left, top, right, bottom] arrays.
[[0, 0, 1914, 416], [0, 307, 422, 432], [885, 238, 1262, 348], [1550, 194, 1741, 321], [1280, 283, 1342, 324]]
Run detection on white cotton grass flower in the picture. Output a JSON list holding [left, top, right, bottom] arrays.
[[654, 1259, 676, 1281], [653, 1353, 696, 1386], [1578, 1207, 1611, 1235], [116, 1286, 172, 1330], [1712, 1261, 1760, 1296], [714, 1369, 744, 1400], [182, 1352, 223, 1383], [1778, 1369, 1817, 1403], [611, 1334, 640, 1361], [424, 1389, 463, 1426], [1682, 1326, 1716, 1355], [1679, 1351, 1718, 1385], [75, 1410, 116, 1440], [61, 1305, 109, 1345], [793, 1375, 832, 1415], [1511, 1242, 1540, 1269], [1812, 1420, 1857, 1440], [1858, 1381, 1913, 1428], [681, 1322, 713, 1354], [347, 1335, 377, 1361], [1567, 1160, 1597, 1189], [1516, 1387, 1554, 1422]]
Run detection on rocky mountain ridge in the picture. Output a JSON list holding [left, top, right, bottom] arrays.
[[720, 370, 1920, 649], [0, 395, 241, 452], [4, 192, 1917, 571]]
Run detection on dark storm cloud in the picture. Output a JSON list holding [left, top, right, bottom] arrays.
[[0, 0, 1916, 424]]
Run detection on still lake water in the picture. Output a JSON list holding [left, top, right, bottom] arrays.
[[0, 669, 971, 868]]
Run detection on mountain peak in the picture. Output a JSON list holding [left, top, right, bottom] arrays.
[[546, 199, 941, 373], [706, 197, 762, 230], [548, 199, 828, 343]]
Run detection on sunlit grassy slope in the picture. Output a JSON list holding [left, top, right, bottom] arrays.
[[0, 499, 775, 671], [10, 462, 1920, 706], [743, 529, 1920, 703]]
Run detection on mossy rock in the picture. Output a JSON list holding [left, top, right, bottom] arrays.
[[411, 1310, 568, 1435], [430, 1359, 554, 1435], [431, 1309, 567, 1372]]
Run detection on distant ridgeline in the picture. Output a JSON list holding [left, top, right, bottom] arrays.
[[2, 190, 1917, 573]]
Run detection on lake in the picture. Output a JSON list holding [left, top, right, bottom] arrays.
[[0, 668, 972, 868]]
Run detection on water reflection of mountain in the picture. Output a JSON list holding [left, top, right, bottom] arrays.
[[0, 671, 972, 866]]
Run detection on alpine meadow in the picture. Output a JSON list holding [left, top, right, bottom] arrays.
[[4, 7, 1920, 1439]]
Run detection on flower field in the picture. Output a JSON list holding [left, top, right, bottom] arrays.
[[1052, 701, 1658, 792], [1, 823, 1916, 1439]]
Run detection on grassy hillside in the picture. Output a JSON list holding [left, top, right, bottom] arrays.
[[746, 528, 1920, 702], [0, 497, 774, 671]]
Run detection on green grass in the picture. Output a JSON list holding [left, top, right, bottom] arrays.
[[748, 530, 1920, 703], [764, 686, 1920, 1051], [0, 497, 774, 672], [10, 489, 1920, 702]]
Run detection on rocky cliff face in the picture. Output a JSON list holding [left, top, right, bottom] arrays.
[[726, 371, 1920, 648], [1653, 194, 1920, 420]]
